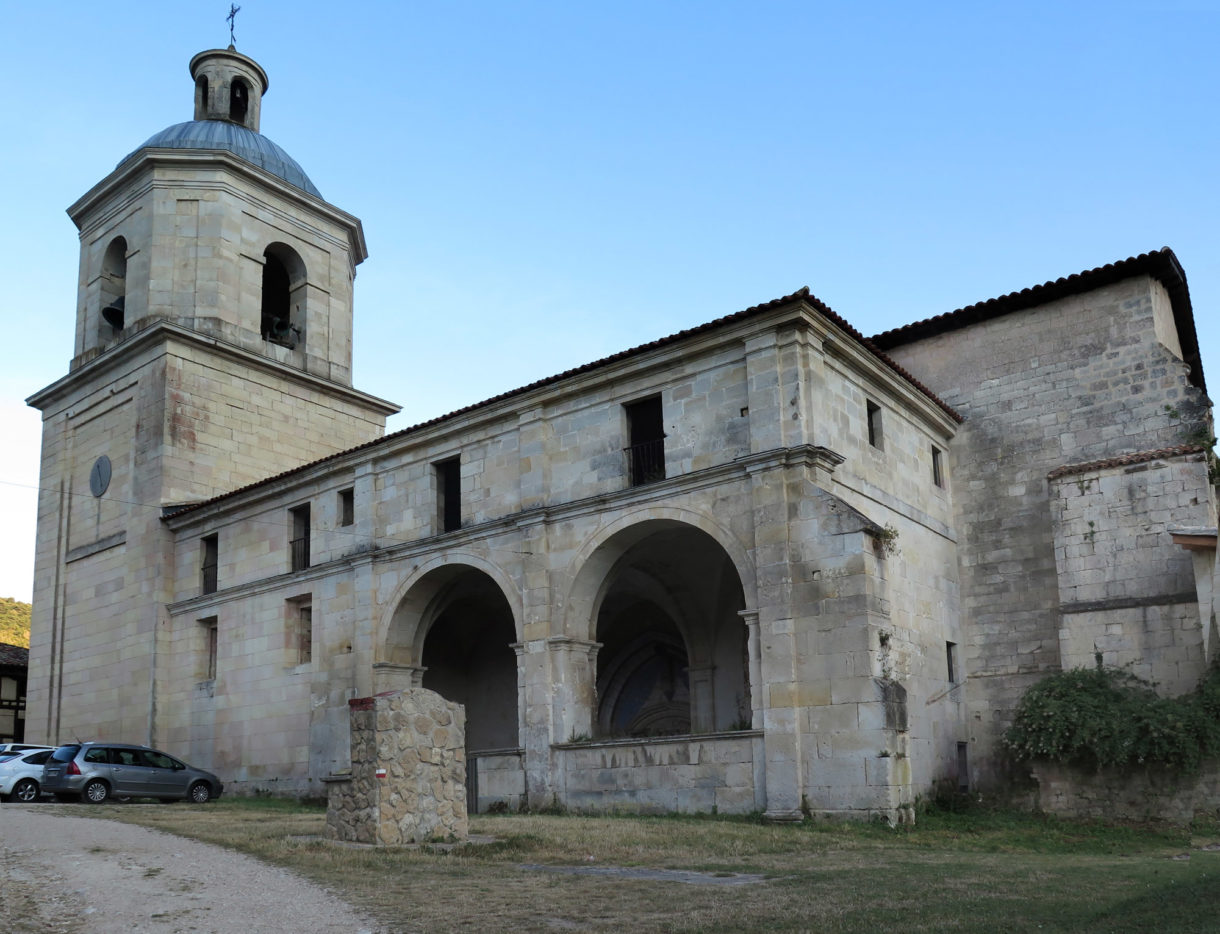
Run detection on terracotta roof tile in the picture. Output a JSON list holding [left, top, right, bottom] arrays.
[[870, 248, 1206, 395], [1047, 444, 1208, 481], [164, 287, 961, 519]]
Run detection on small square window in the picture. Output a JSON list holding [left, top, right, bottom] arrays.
[[339, 488, 354, 527], [866, 400, 883, 450], [932, 445, 944, 488]]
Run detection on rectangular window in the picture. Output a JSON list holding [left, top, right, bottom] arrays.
[[339, 488, 354, 527], [866, 400, 883, 450], [435, 457, 461, 533], [200, 617, 218, 680], [946, 641, 959, 683], [624, 396, 665, 486], [956, 741, 970, 792], [200, 534, 218, 595], [931, 445, 944, 488], [287, 598, 313, 666], [290, 504, 310, 572]]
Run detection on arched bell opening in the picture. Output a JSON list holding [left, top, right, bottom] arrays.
[[592, 523, 749, 738], [99, 237, 128, 336], [194, 75, 210, 119], [230, 77, 250, 126], [385, 565, 521, 754], [260, 243, 306, 349]]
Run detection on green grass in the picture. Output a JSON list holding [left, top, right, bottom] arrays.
[[68, 798, 1220, 932]]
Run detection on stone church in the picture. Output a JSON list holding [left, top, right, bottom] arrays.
[[26, 46, 1218, 821]]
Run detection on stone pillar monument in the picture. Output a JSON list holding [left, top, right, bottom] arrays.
[[326, 688, 468, 844]]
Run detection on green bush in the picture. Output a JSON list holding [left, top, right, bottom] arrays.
[[1005, 661, 1220, 771]]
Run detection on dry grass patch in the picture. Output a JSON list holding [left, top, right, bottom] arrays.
[[62, 800, 1220, 933]]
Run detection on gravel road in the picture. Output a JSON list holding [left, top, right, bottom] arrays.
[[0, 805, 384, 934]]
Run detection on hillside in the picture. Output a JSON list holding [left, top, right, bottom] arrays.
[[0, 597, 31, 648]]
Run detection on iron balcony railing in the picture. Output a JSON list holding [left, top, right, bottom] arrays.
[[625, 438, 666, 487], [290, 536, 310, 572], [200, 561, 218, 595]]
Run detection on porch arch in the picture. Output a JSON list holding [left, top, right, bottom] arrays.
[[564, 513, 754, 737], [379, 556, 522, 753]]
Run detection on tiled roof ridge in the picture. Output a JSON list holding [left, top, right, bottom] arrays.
[[1047, 444, 1208, 480], [871, 248, 1186, 348], [164, 286, 961, 519]]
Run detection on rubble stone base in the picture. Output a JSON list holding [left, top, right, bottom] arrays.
[[326, 688, 468, 844]]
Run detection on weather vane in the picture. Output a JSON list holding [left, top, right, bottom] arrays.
[[227, 4, 241, 47]]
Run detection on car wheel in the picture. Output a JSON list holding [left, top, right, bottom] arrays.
[[12, 779, 39, 803], [188, 782, 211, 804], [83, 779, 110, 804]]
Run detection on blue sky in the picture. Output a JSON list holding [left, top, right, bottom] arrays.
[[1, 1, 1217, 602]]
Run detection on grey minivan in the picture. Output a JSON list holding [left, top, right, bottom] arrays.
[[42, 742, 223, 803]]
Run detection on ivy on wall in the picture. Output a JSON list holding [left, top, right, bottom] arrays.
[[1005, 658, 1220, 772]]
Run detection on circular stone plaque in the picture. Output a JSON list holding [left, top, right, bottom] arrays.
[[89, 455, 112, 497]]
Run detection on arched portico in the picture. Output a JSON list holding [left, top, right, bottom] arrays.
[[565, 517, 753, 738], [381, 561, 521, 753]]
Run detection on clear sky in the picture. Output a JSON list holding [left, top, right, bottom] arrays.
[[1, 1, 1217, 603]]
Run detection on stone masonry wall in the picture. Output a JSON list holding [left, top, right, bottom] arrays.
[[884, 275, 1213, 785], [327, 688, 467, 844], [1031, 760, 1220, 824], [556, 732, 762, 813], [1050, 451, 1213, 694]]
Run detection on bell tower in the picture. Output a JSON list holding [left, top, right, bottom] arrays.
[[26, 47, 399, 746]]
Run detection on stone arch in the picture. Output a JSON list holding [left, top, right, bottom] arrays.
[[230, 76, 250, 125], [260, 242, 307, 347], [380, 556, 523, 753], [562, 510, 755, 737], [561, 507, 756, 644], [99, 236, 128, 335], [379, 553, 524, 662]]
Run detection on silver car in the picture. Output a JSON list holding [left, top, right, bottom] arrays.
[[0, 748, 54, 802], [41, 742, 224, 804]]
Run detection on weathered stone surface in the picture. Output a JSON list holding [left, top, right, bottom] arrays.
[[327, 688, 467, 844], [1030, 761, 1220, 825]]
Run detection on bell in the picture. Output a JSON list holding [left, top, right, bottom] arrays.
[[102, 296, 125, 330], [271, 317, 299, 348]]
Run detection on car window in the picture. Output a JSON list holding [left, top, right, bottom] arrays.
[[114, 749, 142, 766], [52, 745, 80, 762], [84, 747, 110, 764], [0, 753, 18, 763], [142, 751, 175, 770], [23, 751, 51, 764]]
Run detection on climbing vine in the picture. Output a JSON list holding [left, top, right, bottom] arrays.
[[1004, 659, 1220, 772]]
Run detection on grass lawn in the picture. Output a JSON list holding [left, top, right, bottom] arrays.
[[69, 799, 1220, 933]]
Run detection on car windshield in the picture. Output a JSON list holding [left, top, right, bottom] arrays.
[[0, 753, 19, 763], [23, 751, 52, 764], [51, 745, 80, 762]]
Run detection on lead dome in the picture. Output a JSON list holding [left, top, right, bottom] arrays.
[[116, 47, 321, 198]]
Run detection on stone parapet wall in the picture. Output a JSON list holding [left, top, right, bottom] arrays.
[[327, 688, 467, 844], [1031, 760, 1220, 824], [555, 732, 763, 813]]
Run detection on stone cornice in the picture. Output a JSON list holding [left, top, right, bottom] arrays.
[[26, 319, 399, 417], [67, 148, 367, 266]]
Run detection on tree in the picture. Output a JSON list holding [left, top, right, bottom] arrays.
[[0, 598, 31, 649]]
